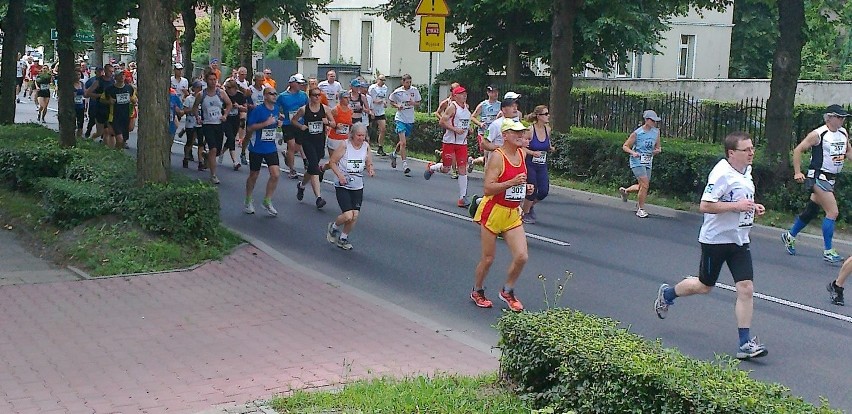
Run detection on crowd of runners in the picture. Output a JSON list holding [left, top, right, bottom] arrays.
[[19, 56, 852, 361]]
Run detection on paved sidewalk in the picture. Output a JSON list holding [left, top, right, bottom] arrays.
[[0, 237, 497, 413], [0, 227, 80, 286]]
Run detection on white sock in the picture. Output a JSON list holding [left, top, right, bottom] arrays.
[[459, 175, 468, 199], [332, 223, 339, 231], [403, 160, 408, 169], [431, 163, 443, 172], [340, 232, 349, 240]]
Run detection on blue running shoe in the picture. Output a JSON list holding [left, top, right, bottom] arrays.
[[824, 249, 843, 264], [781, 231, 796, 255]]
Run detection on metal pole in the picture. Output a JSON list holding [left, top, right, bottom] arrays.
[[427, 52, 433, 112], [263, 41, 268, 70]]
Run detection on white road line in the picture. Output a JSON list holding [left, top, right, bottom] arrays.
[[393, 198, 570, 247], [713, 282, 852, 324]]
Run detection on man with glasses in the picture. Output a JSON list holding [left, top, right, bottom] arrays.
[[782, 104, 851, 264], [263, 69, 276, 90], [276, 73, 308, 179], [654, 131, 768, 360], [244, 87, 284, 217]]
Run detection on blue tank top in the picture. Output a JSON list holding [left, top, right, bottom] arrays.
[[74, 86, 85, 109], [628, 126, 659, 168], [526, 125, 550, 165]]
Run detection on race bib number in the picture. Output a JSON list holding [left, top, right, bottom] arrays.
[[261, 128, 276, 141], [206, 106, 222, 120], [505, 184, 526, 201], [402, 101, 413, 110], [39, 84, 50, 91], [74, 95, 84, 104], [116, 93, 130, 104], [739, 209, 754, 227], [640, 153, 653, 165], [459, 119, 470, 129], [308, 121, 323, 134], [531, 153, 547, 164], [830, 142, 846, 166], [336, 124, 350, 135], [346, 159, 363, 173]]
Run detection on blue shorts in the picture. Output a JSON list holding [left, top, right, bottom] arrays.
[[395, 121, 413, 138], [631, 165, 652, 180]]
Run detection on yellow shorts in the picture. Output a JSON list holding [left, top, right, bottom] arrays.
[[474, 196, 522, 235]]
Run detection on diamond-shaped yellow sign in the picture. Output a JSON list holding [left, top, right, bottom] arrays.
[[253, 17, 278, 43]]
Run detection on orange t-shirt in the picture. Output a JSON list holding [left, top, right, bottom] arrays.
[[328, 105, 353, 140], [264, 76, 276, 89]]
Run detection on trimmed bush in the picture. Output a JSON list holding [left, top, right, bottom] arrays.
[[0, 129, 75, 190], [38, 177, 112, 226], [124, 175, 220, 242], [497, 309, 839, 413]]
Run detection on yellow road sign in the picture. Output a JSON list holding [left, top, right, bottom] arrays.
[[253, 17, 278, 43], [419, 16, 446, 52], [415, 0, 450, 16]]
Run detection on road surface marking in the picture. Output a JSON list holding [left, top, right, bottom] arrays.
[[393, 198, 570, 247], [713, 282, 852, 324]]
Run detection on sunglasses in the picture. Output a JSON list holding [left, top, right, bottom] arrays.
[[265, 91, 278, 96], [539, 112, 549, 116]]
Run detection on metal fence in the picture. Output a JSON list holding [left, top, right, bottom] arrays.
[[465, 85, 850, 146]]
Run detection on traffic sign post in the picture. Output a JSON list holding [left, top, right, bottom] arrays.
[[252, 17, 279, 70], [50, 29, 95, 43], [415, 0, 450, 16], [415, 0, 449, 112]]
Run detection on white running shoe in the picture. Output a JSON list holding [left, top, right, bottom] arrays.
[[636, 208, 649, 218], [262, 200, 278, 217], [243, 201, 255, 214], [211, 175, 221, 184]]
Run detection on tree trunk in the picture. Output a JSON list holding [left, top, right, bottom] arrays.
[[209, 4, 222, 66], [506, 41, 520, 84], [91, 18, 105, 67], [238, 1, 257, 73], [56, 0, 77, 147], [0, 0, 26, 125], [548, 0, 583, 133], [764, 0, 805, 176], [137, 0, 177, 184], [180, 0, 197, 77]]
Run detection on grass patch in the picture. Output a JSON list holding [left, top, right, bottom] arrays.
[[0, 186, 242, 277], [271, 374, 534, 414]]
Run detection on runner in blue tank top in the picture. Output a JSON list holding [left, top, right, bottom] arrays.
[[521, 105, 555, 224], [619, 109, 662, 218]]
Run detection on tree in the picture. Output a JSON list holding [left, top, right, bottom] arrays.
[[180, 0, 199, 76], [77, 2, 136, 66], [0, 0, 26, 125], [728, 0, 777, 78], [56, 0, 77, 147], [548, 0, 583, 131], [137, 0, 177, 184], [764, 0, 806, 176]]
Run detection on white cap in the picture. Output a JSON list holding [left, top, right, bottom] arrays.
[[288, 73, 306, 84], [174, 63, 183, 69], [642, 109, 661, 122], [504, 91, 521, 100]]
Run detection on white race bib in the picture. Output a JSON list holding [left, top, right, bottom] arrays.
[[739, 209, 754, 227], [39, 84, 50, 91], [505, 184, 526, 201], [74, 95, 84, 104], [336, 124, 350, 135], [459, 119, 470, 129], [261, 128, 276, 141], [531, 153, 547, 164], [640, 153, 653, 165], [206, 106, 222, 120], [308, 121, 323, 134], [116, 93, 130, 104], [346, 159, 363, 173]]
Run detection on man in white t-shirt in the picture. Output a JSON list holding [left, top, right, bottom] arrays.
[[368, 75, 389, 155], [318, 69, 342, 110], [388, 73, 421, 176], [170, 63, 189, 97], [16, 54, 28, 103], [654, 131, 768, 361]]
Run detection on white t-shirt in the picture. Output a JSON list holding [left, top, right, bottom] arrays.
[[390, 86, 421, 124], [17, 59, 27, 78], [698, 159, 755, 246], [368, 84, 388, 116], [171, 76, 189, 96], [183, 95, 197, 128], [486, 116, 505, 147], [235, 78, 250, 91], [363, 94, 373, 124], [318, 80, 342, 109]]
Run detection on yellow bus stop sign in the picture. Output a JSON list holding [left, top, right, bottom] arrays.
[[419, 16, 445, 52]]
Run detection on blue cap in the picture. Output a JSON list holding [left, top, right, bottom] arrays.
[[359, 80, 370, 88], [350, 78, 360, 87], [192, 80, 204, 88]]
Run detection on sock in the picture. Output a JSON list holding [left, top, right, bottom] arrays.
[[245, 196, 252, 204], [340, 232, 348, 240], [503, 284, 513, 293], [403, 160, 408, 169], [431, 162, 443, 172], [332, 223, 339, 231], [822, 217, 836, 250], [459, 175, 468, 199], [663, 286, 677, 304], [833, 280, 844, 292], [738, 328, 750, 347], [789, 217, 807, 237], [263, 197, 271, 205]]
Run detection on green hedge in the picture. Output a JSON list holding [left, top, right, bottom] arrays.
[[0, 124, 76, 190], [125, 175, 220, 242], [497, 309, 839, 413], [38, 177, 112, 226]]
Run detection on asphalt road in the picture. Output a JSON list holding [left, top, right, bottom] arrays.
[[32, 101, 852, 410]]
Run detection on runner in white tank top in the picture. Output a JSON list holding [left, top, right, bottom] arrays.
[[425, 86, 474, 208], [326, 123, 375, 251]]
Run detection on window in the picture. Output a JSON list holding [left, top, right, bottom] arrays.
[[329, 20, 340, 63], [616, 53, 635, 78], [678, 34, 696, 79], [361, 21, 373, 72]]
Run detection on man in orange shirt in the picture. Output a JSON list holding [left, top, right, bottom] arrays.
[[210, 58, 222, 84], [263, 68, 276, 90]]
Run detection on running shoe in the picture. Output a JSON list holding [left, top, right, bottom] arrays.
[[217, 154, 224, 165], [458, 196, 470, 208], [336, 237, 353, 250], [450, 169, 459, 179], [244, 201, 255, 214], [467, 157, 475, 173], [824, 249, 843, 264], [522, 215, 535, 224], [654, 283, 670, 319], [316, 196, 327, 209], [319, 163, 326, 182], [827, 281, 845, 306], [211, 175, 220, 184], [499, 289, 524, 312], [468, 194, 481, 218], [404, 167, 411, 177], [262, 200, 278, 217], [296, 182, 305, 201], [470, 289, 493, 308], [781, 231, 796, 255], [736, 337, 768, 360], [390, 151, 397, 168], [528, 206, 536, 221], [326, 222, 340, 244], [288, 170, 299, 179], [619, 187, 628, 202], [182, 159, 189, 169], [240, 154, 248, 165], [636, 208, 649, 218], [424, 162, 435, 180], [198, 163, 206, 171], [376, 146, 386, 156], [233, 163, 241, 171]]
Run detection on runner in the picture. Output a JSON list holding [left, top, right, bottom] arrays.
[[291, 86, 336, 209], [182, 81, 205, 169], [192, 70, 233, 184], [244, 86, 284, 217], [781, 104, 851, 264], [235, 67, 250, 92], [434, 82, 461, 177], [469, 85, 502, 169], [85, 64, 115, 144], [308, 76, 329, 105], [326, 123, 375, 250], [170, 63, 189, 97], [470, 119, 533, 312], [618, 110, 662, 218], [521, 106, 555, 224], [104, 71, 136, 149], [243, 72, 267, 166], [28, 58, 42, 103], [15, 53, 27, 104], [83, 66, 102, 138], [368, 75, 389, 155], [73, 68, 86, 137], [424, 85, 473, 207], [222, 79, 247, 170], [262, 68, 276, 90], [347, 79, 370, 128], [654, 131, 768, 360], [33, 66, 53, 123], [388, 74, 421, 176], [318, 69, 342, 109], [325, 91, 353, 170], [209, 58, 222, 84], [277, 73, 309, 179]]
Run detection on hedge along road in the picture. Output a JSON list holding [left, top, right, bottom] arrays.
[[35, 100, 850, 409]]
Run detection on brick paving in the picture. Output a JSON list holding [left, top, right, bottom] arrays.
[[0, 245, 498, 413]]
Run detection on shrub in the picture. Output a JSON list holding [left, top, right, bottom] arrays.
[[124, 175, 220, 242], [38, 177, 112, 226], [0, 125, 76, 190], [497, 309, 839, 413]]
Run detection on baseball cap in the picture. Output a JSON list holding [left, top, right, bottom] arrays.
[[174, 63, 183, 69], [288, 73, 306, 84], [826, 104, 850, 117], [452, 86, 466, 94], [210, 58, 219, 63], [643, 109, 661, 122], [192, 80, 204, 88], [486, 84, 499, 92], [339, 90, 350, 99], [500, 98, 516, 108], [359, 80, 370, 88], [504, 91, 521, 100], [501, 119, 528, 132], [350, 78, 361, 87]]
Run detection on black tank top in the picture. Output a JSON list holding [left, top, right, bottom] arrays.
[[304, 104, 327, 139]]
